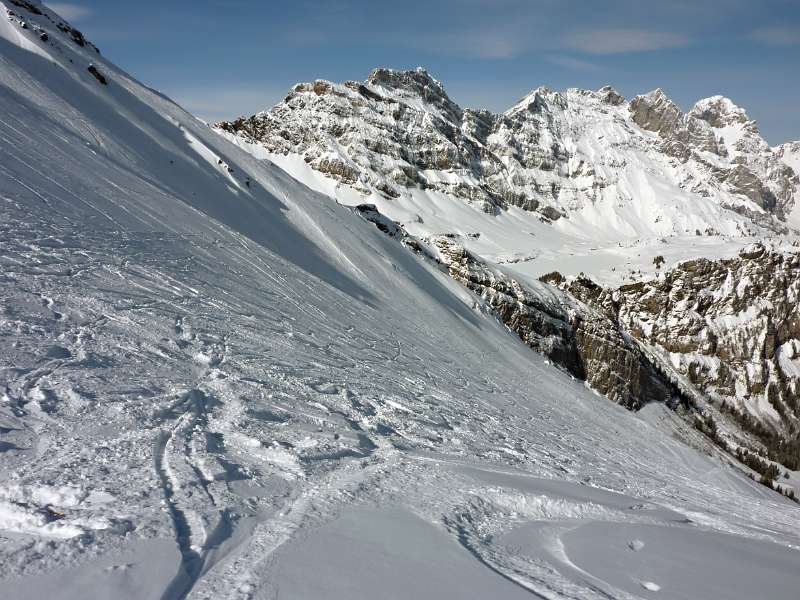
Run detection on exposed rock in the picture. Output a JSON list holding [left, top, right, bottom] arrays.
[[357, 202, 799, 468], [565, 245, 800, 439], [430, 236, 680, 409], [629, 89, 684, 137], [597, 85, 625, 106], [87, 64, 107, 85], [630, 90, 797, 219], [8, 0, 42, 15]]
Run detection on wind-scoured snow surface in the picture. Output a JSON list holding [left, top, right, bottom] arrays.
[[1, 3, 799, 599]]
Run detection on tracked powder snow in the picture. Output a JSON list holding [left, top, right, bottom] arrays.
[[1, 2, 800, 600]]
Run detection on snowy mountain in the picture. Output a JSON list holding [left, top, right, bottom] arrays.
[[777, 141, 800, 189], [218, 68, 800, 277], [2, 3, 800, 599]]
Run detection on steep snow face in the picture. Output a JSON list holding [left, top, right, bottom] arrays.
[[2, 4, 800, 600]]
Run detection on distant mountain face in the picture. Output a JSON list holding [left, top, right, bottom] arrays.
[[218, 68, 800, 240], [776, 141, 800, 183]]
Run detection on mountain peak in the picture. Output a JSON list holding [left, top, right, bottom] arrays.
[[366, 67, 461, 121], [629, 88, 683, 134], [508, 86, 565, 114], [597, 85, 625, 105], [367, 67, 444, 96], [690, 95, 752, 129]]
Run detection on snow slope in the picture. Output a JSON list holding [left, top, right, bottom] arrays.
[[1, 3, 800, 599]]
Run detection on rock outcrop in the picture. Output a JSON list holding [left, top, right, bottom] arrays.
[[432, 236, 682, 409], [565, 245, 800, 444]]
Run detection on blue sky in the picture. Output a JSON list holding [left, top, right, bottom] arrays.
[[45, 1, 800, 144]]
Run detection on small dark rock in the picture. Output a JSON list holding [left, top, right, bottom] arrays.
[[87, 64, 107, 85]]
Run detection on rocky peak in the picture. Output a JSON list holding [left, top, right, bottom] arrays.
[[690, 95, 753, 130], [597, 85, 625, 106], [367, 66, 441, 94], [217, 68, 797, 233], [507, 86, 566, 115], [629, 88, 684, 135], [367, 67, 462, 123]]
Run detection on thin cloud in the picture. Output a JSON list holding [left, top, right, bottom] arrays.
[[545, 54, 602, 71], [418, 30, 531, 59], [167, 86, 287, 123], [748, 27, 800, 47], [45, 2, 92, 23], [564, 28, 689, 54]]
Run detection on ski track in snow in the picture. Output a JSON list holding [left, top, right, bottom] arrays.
[[0, 3, 799, 599]]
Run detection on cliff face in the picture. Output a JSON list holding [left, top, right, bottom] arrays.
[[630, 92, 797, 222], [566, 245, 800, 438], [430, 237, 681, 410], [349, 205, 683, 411]]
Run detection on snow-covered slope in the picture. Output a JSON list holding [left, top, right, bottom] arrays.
[[2, 3, 800, 599], [218, 68, 800, 285]]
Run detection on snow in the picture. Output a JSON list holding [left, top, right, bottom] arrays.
[[265, 507, 532, 599], [235, 141, 781, 288], [0, 2, 799, 599]]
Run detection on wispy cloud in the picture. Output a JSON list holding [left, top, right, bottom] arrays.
[[411, 29, 532, 59], [564, 28, 689, 54], [45, 2, 92, 23], [281, 26, 535, 60], [167, 86, 287, 123], [748, 27, 800, 46], [544, 54, 602, 71]]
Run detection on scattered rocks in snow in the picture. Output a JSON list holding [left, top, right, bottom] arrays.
[[87, 64, 107, 85]]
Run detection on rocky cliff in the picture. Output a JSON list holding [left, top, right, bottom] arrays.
[[563, 244, 800, 466], [356, 201, 799, 471], [354, 204, 682, 411], [430, 236, 681, 409]]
